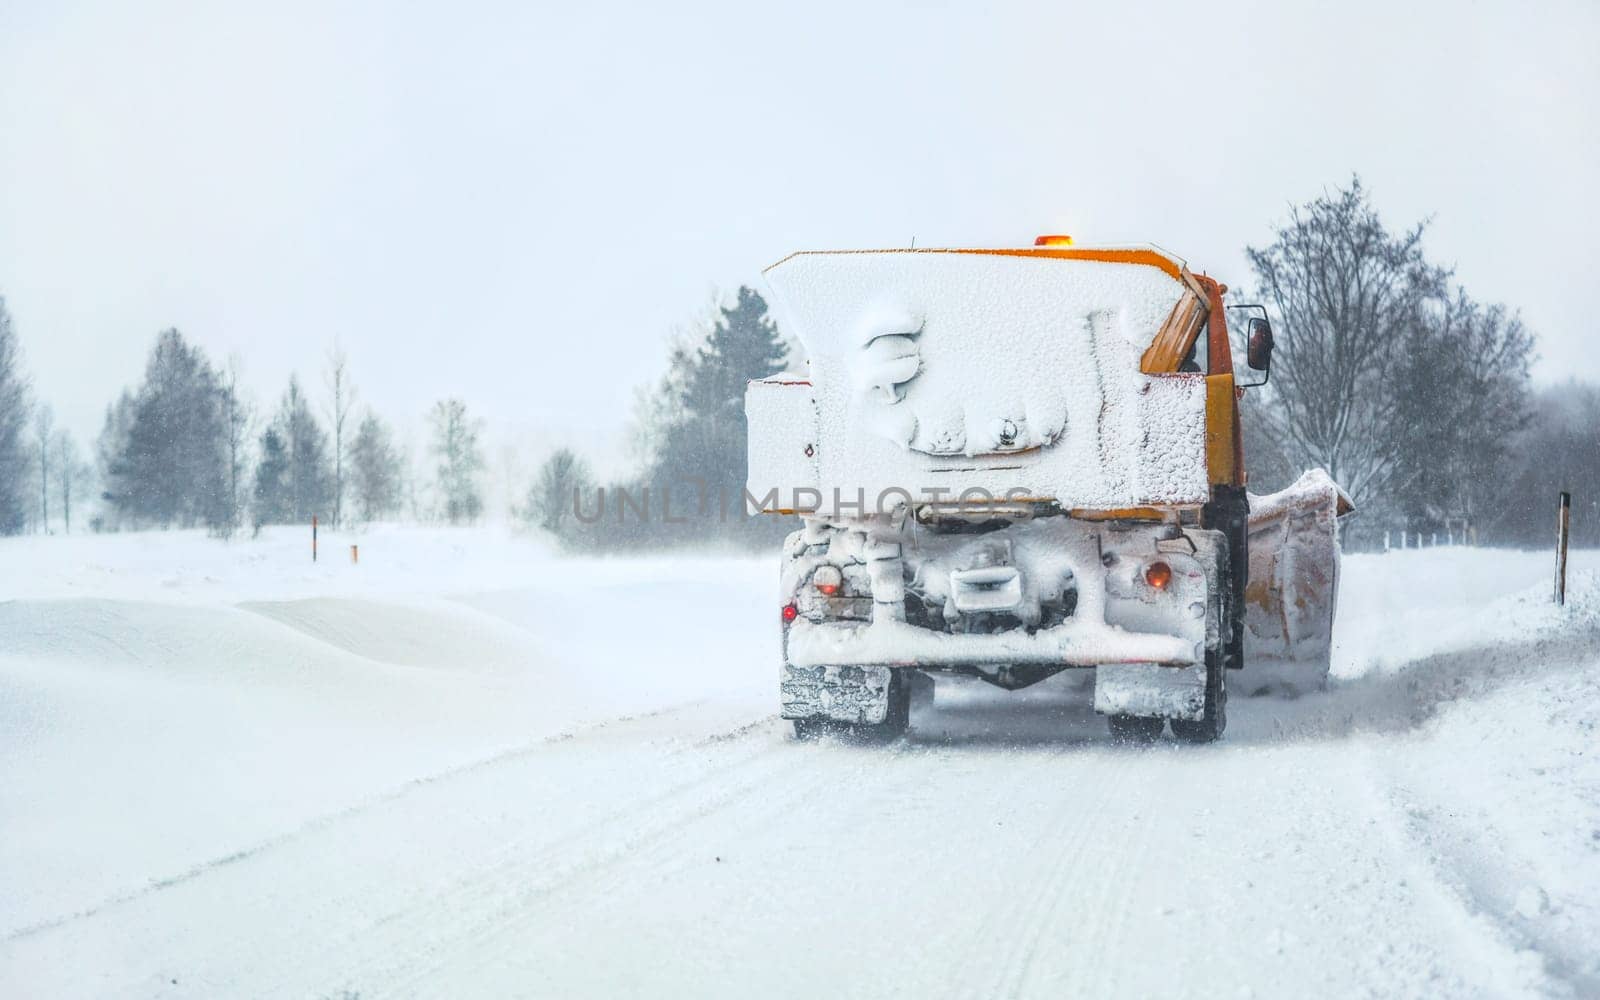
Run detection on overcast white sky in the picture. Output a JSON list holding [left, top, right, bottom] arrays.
[[2, 0, 1596, 476]]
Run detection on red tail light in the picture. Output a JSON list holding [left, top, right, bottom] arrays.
[[782, 603, 798, 623], [1144, 561, 1172, 590], [812, 565, 842, 597]]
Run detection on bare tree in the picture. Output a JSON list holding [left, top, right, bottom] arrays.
[[525, 447, 592, 537], [94, 390, 135, 532], [0, 296, 30, 535], [1245, 178, 1446, 506], [34, 402, 53, 532], [403, 434, 422, 522], [325, 346, 355, 528], [428, 398, 484, 524], [260, 375, 332, 525], [220, 358, 253, 537], [348, 411, 402, 522], [52, 429, 87, 533]]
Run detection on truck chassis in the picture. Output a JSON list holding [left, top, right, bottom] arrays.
[[779, 508, 1234, 743]]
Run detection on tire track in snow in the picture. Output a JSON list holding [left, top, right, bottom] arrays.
[[1354, 739, 1585, 997], [395, 727, 980, 997], [13, 582, 1596, 996], [1344, 744, 1565, 997], [926, 745, 1175, 1000], [942, 750, 1128, 999], [1, 698, 746, 945], [316, 716, 825, 992], [320, 726, 793, 985], [1043, 761, 1165, 999]]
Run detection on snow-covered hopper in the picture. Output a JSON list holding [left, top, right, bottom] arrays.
[[748, 240, 1350, 742]]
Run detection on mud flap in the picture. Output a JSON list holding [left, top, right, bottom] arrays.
[[1243, 469, 1354, 695], [781, 663, 893, 724], [1093, 530, 1224, 722], [1093, 661, 1208, 720]]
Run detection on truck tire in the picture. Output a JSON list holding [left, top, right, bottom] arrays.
[[1107, 713, 1165, 743], [1170, 648, 1227, 743], [792, 669, 912, 743], [791, 718, 836, 741], [1170, 532, 1231, 743]]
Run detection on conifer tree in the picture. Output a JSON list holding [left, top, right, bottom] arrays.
[[101, 329, 230, 529]]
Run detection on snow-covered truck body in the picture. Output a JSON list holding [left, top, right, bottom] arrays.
[[748, 241, 1348, 742]]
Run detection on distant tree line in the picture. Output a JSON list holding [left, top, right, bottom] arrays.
[[528, 179, 1596, 553], [520, 286, 796, 551], [0, 299, 483, 537], [2, 178, 1597, 549]]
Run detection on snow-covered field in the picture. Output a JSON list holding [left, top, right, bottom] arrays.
[[2, 526, 1597, 998]]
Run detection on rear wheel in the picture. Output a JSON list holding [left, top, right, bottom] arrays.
[[1170, 648, 1227, 743], [1107, 713, 1165, 743], [1172, 537, 1233, 744], [792, 718, 835, 741]]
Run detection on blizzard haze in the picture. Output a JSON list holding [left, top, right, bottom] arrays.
[[1, 0, 1597, 463]]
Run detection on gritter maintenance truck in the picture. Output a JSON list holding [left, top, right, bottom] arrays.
[[746, 238, 1351, 743]]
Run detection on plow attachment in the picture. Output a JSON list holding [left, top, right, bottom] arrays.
[[1242, 469, 1354, 695]]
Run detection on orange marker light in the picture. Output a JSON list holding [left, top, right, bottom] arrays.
[[1144, 561, 1173, 590], [1034, 234, 1074, 246]]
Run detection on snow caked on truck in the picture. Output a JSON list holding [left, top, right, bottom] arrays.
[[747, 238, 1353, 743]]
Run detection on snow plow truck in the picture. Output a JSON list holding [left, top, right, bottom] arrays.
[[747, 238, 1352, 743]]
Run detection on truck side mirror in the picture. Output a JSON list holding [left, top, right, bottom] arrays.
[[1240, 317, 1274, 386]]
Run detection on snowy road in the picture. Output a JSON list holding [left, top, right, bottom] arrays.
[[2, 529, 1598, 998]]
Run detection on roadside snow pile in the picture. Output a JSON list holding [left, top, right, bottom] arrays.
[[1383, 617, 1600, 990], [1334, 549, 1597, 678], [1331, 566, 1600, 992], [0, 526, 774, 943]]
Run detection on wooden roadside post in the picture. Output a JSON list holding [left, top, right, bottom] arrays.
[[1555, 492, 1570, 606], [350, 544, 359, 565], [312, 515, 319, 563]]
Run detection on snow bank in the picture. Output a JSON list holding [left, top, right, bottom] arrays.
[[0, 526, 775, 942]]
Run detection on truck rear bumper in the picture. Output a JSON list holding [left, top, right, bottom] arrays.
[[784, 618, 1198, 670], [782, 620, 1211, 722]]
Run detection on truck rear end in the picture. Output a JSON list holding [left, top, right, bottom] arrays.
[[747, 241, 1344, 743]]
